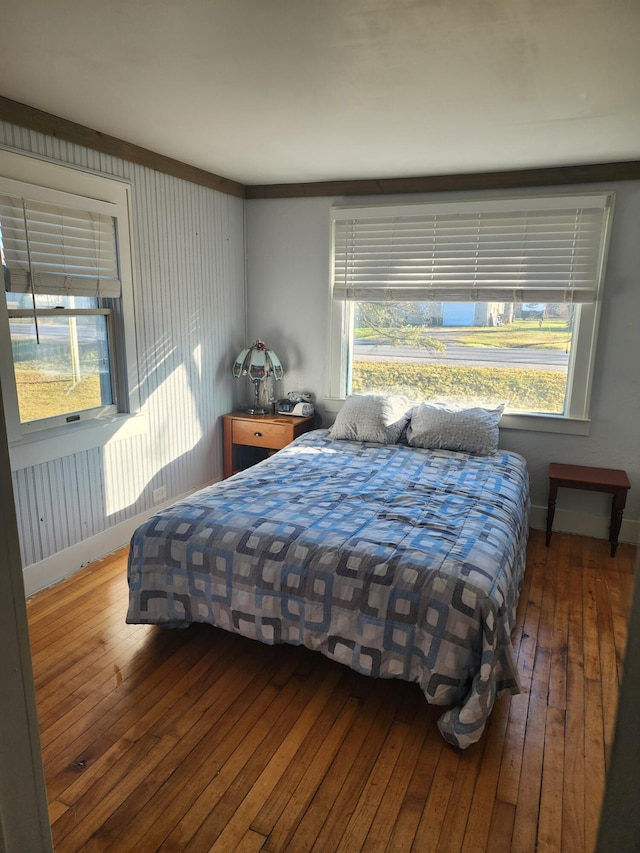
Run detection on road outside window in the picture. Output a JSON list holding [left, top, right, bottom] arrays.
[[351, 300, 574, 415]]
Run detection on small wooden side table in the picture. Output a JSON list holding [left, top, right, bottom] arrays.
[[222, 411, 315, 479], [546, 462, 631, 557]]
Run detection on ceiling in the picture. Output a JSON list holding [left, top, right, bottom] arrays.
[[1, 0, 639, 186]]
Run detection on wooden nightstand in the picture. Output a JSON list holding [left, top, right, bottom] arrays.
[[222, 411, 315, 479]]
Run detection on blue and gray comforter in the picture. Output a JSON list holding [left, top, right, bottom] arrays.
[[127, 430, 530, 749]]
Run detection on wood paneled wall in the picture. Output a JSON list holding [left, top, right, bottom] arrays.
[[0, 120, 246, 571]]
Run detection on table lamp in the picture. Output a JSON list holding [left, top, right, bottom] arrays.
[[232, 340, 284, 414]]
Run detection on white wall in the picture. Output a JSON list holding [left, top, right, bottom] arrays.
[[246, 183, 640, 544], [0, 121, 247, 592]]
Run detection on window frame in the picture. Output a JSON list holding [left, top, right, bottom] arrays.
[[0, 149, 143, 469], [6, 305, 117, 433], [326, 193, 615, 435]]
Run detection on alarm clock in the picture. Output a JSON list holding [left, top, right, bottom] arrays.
[[277, 392, 314, 417], [290, 401, 314, 417]]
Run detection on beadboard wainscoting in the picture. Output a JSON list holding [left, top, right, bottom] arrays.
[[1, 120, 246, 590]]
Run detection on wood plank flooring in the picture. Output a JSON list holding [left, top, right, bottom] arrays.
[[26, 528, 636, 852]]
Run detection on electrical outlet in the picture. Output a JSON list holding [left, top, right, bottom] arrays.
[[152, 485, 167, 504]]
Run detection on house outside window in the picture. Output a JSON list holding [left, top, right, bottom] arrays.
[[0, 150, 140, 467], [328, 194, 614, 434]]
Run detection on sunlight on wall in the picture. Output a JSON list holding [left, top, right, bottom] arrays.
[[104, 363, 203, 516], [193, 343, 202, 380]]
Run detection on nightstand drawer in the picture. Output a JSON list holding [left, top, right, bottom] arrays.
[[222, 411, 315, 479], [232, 419, 291, 450]]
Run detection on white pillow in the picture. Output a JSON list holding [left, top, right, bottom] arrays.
[[407, 403, 504, 455], [328, 394, 410, 444]]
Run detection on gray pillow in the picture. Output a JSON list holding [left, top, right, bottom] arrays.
[[407, 403, 504, 455], [328, 394, 410, 444]]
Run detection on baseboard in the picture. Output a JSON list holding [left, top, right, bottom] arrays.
[[22, 480, 217, 597], [529, 503, 640, 547]]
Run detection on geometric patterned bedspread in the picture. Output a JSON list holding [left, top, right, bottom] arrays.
[[127, 430, 530, 749]]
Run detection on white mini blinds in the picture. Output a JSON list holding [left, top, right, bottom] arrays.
[[332, 193, 614, 305], [0, 193, 121, 298]]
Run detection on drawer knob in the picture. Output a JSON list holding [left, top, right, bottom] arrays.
[[254, 431, 262, 437]]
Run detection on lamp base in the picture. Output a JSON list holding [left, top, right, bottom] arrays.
[[242, 378, 272, 416]]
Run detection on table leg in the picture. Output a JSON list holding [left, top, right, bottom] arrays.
[[609, 488, 627, 557], [546, 480, 558, 546]]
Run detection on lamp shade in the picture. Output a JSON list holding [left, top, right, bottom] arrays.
[[232, 340, 284, 381]]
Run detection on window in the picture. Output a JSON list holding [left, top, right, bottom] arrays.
[[328, 194, 614, 433], [1, 193, 121, 431], [0, 151, 141, 466]]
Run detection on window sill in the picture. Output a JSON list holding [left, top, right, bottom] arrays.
[[499, 412, 590, 435], [322, 398, 591, 437], [9, 412, 147, 471]]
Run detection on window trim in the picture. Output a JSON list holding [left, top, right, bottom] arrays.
[[0, 149, 141, 469], [326, 193, 615, 435]]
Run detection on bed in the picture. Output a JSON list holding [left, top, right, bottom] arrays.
[[127, 406, 530, 750]]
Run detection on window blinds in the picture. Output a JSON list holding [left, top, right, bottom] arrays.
[[332, 194, 613, 304], [0, 194, 121, 298]]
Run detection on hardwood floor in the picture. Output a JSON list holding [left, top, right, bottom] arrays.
[[26, 528, 636, 852]]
